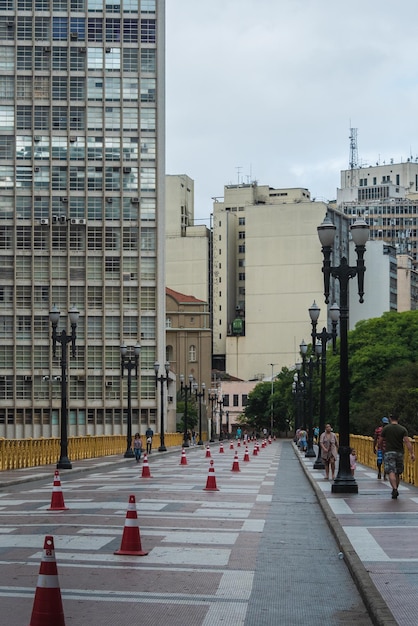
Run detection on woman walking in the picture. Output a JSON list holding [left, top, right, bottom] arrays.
[[319, 424, 339, 480]]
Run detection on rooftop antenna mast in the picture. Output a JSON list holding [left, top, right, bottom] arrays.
[[349, 127, 358, 170]]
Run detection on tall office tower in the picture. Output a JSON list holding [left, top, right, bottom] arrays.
[[0, 0, 166, 438]]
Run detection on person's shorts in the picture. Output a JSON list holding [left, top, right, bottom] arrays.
[[384, 451, 404, 475]]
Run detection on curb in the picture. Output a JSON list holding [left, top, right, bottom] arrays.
[[293, 444, 398, 626]]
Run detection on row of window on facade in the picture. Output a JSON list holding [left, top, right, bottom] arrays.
[[0, 107, 155, 133], [0, 284, 156, 310], [0, 77, 156, 101], [0, 407, 157, 427], [0, 0, 156, 11], [0, 45, 155, 72], [0, 17, 156, 43], [221, 394, 248, 407], [0, 199, 153, 221]]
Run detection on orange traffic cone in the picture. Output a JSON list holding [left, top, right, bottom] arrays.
[[204, 460, 219, 491], [268, 436, 272, 444], [205, 446, 211, 458], [48, 470, 68, 511], [29, 535, 65, 626], [231, 452, 240, 472], [180, 448, 188, 465], [229, 441, 234, 450], [114, 495, 148, 556], [253, 444, 258, 456], [243, 447, 250, 462], [237, 439, 241, 447], [141, 453, 152, 478], [219, 442, 224, 453]]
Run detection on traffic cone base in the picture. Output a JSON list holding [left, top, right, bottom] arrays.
[[114, 495, 148, 556], [204, 460, 219, 491], [29, 535, 65, 626], [205, 446, 211, 458], [48, 470, 68, 511]]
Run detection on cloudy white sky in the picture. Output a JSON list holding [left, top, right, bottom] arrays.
[[165, 0, 418, 223]]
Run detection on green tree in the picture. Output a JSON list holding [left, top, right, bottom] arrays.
[[176, 399, 198, 434], [241, 368, 295, 434]]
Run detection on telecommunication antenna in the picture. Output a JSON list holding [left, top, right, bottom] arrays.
[[349, 127, 358, 170]]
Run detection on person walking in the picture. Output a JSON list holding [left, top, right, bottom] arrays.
[[133, 433, 143, 463], [380, 414, 415, 499], [374, 417, 389, 480], [319, 423, 339, 480], [349, 448, 357, 476], [145, 425, 154, 454]]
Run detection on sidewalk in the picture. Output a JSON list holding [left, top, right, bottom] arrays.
[[297, 443, 418, 626]]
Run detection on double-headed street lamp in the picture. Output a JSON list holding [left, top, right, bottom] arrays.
[[120, 343, 140, 459], [154, 360, 170, 452], [180, 373, 194, 447], [309, 301, 340, 470], [217, 396, 225, 441], [269, 363, 277, 436], [49, 304, 79, 470], [208, 389, 217, 442], [318, 215, 369, 493], [194, 382, 206, 445], [292, 365, 304, 432]]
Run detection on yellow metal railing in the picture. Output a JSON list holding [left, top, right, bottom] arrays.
[[0, 433, 201, 471], [350, 434, 418, 486]]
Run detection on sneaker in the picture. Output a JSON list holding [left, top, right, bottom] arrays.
[[377, 473, 381, 479], [391, 488, 399, 499]]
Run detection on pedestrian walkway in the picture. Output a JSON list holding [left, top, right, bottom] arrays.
[[0, 439, 414, 624], [298, 444, 418, 626]]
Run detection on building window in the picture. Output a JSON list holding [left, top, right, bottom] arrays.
[[242, 394, 248, 406], [233, 394, 239, 407], [239, 272, 245, 281], [223, 394, 229, 407], [189, 344, 196, 362], [238, 244, 245, 253], [238, 231, 245, 239]]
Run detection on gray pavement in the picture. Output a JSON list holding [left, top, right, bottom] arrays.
[[0, 439, 411, 624]]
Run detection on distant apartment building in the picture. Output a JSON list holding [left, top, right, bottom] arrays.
[[0, 0, 166, 438], [211, 182, 350, 379]]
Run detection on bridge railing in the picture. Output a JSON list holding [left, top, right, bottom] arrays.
[[350, 434, 418, 486], [0, 433, 201, 471]]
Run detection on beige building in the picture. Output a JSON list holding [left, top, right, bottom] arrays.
[[397, 254, 418, 312], [165, 174, 210, 303], [212, 182, 348, 379], [165, 288, 211, 417]]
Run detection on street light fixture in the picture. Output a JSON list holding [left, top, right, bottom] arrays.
[[154, 360, 170, 452], [180, 373, 194, 447], [318, 214, 369, 493], [49, 304, 79, 470], [120, 342, 141, 459], [292, 365, 304, 432], [217, 395, 225, 441], [194, 381, 206, 445], [269, 363, 277, 436], [309, 301, 340, 470]]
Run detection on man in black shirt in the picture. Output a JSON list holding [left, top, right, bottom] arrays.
[[380, 415, 415, 499]]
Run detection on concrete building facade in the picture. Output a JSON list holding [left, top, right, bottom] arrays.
[[0, 0, 166, 438]]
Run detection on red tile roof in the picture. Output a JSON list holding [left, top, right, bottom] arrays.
[[166, 287, 206, 304]]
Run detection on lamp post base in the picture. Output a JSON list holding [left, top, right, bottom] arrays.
[[158, 445, 167, 452], [198, 439, 203, 446], [305, 448, 316, 458], [57, 457, 72, 470], [124, 449, 135, 459], [313, 457, 325, 470], [183, 441, 190, 448], [331, 477, 358, 494]]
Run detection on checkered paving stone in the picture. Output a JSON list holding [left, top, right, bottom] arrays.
[[0, 441, 372, 625]]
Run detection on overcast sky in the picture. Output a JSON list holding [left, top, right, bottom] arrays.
[[166, 0, 418, 223]]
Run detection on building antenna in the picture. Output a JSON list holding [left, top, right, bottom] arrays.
[[349, 127, 358, 170], [236, 166, 242, 185]]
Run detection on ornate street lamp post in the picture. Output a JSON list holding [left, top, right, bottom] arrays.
[[154, 360, 170, 452], [120, 343, 141, 459], [309, 301, 340, 470], [49, 304, 79, 470], [194, 382, 206, 445], [299, 340, 317, 458], [218, 396, 224, 441], [318, 215, 369, 493], [180, 374, 194, 447], [208, 389, 217, 442]]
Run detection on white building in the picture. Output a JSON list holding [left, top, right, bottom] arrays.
[[0, 0, 166, 438]]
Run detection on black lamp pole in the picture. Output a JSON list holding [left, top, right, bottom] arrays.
[[318, 215, 369, 493], [120, 343, 140, 459], [299, 340, 317, 458], [194, 382, 206, 445], [309, 301, 340, 470], [154, 360, 170, 452], [180, 373, 193, 447], [49, 305, 79, 470], [208, 390, 217, 441], [218, 397, 224, 441]]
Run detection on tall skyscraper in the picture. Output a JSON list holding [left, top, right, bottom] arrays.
[[0, 0, 166, 438]]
